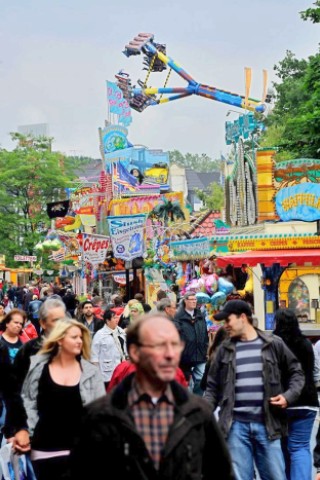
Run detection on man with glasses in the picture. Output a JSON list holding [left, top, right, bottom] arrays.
[[70, 313, 234, 479], [174, 292, 208, 396]]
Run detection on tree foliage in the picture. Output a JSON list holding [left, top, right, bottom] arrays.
[[300, 0, 320, 23], [194, 183, 224, 211], [260, 2, 320, 159], [148, 198, 185, 226], [169, 150, 222, 172], [0, 134, 76, 267], [64, 155, 100, 174], [261, 50, 320, 159]]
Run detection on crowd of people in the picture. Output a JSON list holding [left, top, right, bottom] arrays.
[[0, 279, 320, 479]]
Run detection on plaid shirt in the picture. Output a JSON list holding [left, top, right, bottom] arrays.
[[128, 379, 175, 470]]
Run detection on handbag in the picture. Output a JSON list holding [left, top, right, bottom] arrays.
[[0, 443, 36, 480]]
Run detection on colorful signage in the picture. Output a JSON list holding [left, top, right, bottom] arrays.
[[226, 235, 320, 252], [170, 237, 210, 260], [82, 234, 110, 266], [225, 113, 261, 145], [109, 192, 184, 216], [275, 183, 320, 222], [107, 214, 146, 261], [101, 124, 129, 154], [113, 273, 133, 285]]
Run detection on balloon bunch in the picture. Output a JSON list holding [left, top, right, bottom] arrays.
[[34, 231, 63, 253], [184, 274, 235, 308]]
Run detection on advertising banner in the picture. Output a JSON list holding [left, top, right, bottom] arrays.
[[107, 214, 146, 261], [82, 234, 110, 266]]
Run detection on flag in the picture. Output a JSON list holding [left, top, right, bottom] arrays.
[[112, 161, 137, 193], [46, 200, 70, 219], [48, 249, 66, 262], [107, 81, 123, 115]]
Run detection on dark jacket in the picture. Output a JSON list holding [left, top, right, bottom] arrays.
[[204, 329, 305, 440], [174, 307, 208, 368], [79, 316, 103, 335], [62, 293, 78, 312], [69, 373, 235, 480], [274, 334, 318, 408], [13, 337, 43, 392], [0, 343, 28, 437]]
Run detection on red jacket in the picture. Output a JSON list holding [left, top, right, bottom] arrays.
[[107, 360, 188, 392], [20, 322, 38, 343]]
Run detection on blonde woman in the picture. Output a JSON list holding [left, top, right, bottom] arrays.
[[128, 302, 144, 324], [22, 318, 105, 480], [119, 299, 140, 329]]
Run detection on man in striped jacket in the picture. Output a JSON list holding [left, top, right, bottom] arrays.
[[204, 299, 305, 480]]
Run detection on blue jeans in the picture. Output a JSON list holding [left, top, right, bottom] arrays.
[[227, 420, 286, 480], [284, 408, 317, 480], [188, 362, 205, 396]]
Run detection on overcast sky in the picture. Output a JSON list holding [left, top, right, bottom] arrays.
[[1, 0, 319, 161]]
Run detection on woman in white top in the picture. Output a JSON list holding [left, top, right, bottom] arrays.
[[91, 307, 127, 390]]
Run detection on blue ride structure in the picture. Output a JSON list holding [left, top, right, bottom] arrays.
[[117, 32, 269, 114]]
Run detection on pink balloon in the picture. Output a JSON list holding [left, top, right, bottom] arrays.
[[186, 279, 200, 292], [204, 274, 218, 295]]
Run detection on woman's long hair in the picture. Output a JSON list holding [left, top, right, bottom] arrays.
[[39, 318, 91, 360], [208, 326, 228, 361], [273, 308, 303, 348]]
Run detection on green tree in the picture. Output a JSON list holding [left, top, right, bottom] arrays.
[[64, 155, 100, 174], [169, 150, 222, 172], [261, 50, 320, 159], [194, 183, 224, 211], [300, 0, 320, 23], [0, 133, 76, 267]]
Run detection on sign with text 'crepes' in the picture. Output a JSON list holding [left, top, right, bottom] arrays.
[[82, 234, 110, 266]]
